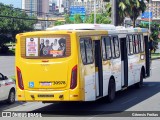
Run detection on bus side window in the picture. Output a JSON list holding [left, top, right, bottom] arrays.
[[113, 37, 120, 58], [140, 35, 144, 53], [102, 36, 111, 60], [111, 38, 115, 58], [127, 36, 130, 55], [133, 34, 139, 54], [102, 37, 107, 60], [111, 36, 120, 58], [80, 39, 87, 64], [128, 35, 134, 55], [85, 38, 94, 64], [80, 38, 93, 65]]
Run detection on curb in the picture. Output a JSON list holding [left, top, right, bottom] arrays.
[[151, 57, 160, 60]]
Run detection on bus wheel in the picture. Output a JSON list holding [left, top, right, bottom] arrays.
[[135, 71, 143, 88], [107, 79, 115, 102]]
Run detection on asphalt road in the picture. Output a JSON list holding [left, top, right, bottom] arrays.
[[0, 56, 15, 77], [0, 57, 160, 119]]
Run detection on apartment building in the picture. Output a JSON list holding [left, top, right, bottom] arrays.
[[145, 0, 160, 19], [22, 0, 49, 17]]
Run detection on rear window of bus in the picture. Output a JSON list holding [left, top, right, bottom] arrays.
[[20, 35, 71, 58]]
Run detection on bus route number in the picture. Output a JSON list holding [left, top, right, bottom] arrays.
[[53, 81, 66, 85]]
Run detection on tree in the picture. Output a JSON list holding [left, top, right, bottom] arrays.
[[85, 3, 111, 24], [74, 14, 83, 24], [85, 13, 111, 24], [104, 2, 111, 17], [118, 0, 149, 27], [139, 22, 160, 52], [0, 3, 37, 53], [0, 3, 37, 40], [54, 21, 64, 26], [65, 14, 73, 24]]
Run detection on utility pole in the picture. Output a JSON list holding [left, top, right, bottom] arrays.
[[111, 0, 116, 26], [30, 0, 33, 16], [46, 14, 48, 29], [94, 0, 96, 24], [68, 0, 71, 15]]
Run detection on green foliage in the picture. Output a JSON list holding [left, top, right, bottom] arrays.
[[85, 13, 111, 24], [118, 0, 148, 27], [54, 21, 64, 26], [10, 76, 16, 81], [0, 45, 9, 54], [65, 14, 73, 24], [139, 22, 160, 52], [74, 14, 83, 23], [104, 2, 111, 17], [0, 3, 37, 53], [0, 34, 10, 46], [0, 3, 37, 41], [85, 3, 111, 24]]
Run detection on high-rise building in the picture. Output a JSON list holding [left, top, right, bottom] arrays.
[[145, 1, 160, 19], [49, 0, 66, 13], [22, 0, 49, 17]]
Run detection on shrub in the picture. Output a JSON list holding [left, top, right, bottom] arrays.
[[0, 45, 9, 54]]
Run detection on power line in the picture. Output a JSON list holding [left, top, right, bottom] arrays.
[[0, 15, 56, 21]]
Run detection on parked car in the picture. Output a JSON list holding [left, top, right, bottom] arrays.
[[0, 73, 15, 104]]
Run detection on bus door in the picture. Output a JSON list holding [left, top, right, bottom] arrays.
[[94, 40, 103, 98], [126, 35, 135, 85], [101, 36, 112, 96], [144, 35, 150, 77], [80, 38, 96, 101], [110, 36, 121, 90], [120, 37, 128, 88]]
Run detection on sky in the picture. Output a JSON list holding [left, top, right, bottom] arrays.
[[0, 0, 22, 8]]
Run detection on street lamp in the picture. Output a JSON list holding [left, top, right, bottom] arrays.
[[45, 14, 49, 29]]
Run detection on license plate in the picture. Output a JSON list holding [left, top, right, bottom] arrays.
[[40, 82, 52, 86], [38, 94, 54, 97]]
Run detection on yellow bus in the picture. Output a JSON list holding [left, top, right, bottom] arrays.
[[16, 25, 150, 102]]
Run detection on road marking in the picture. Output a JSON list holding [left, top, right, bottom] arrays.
[[121, 97, 137, 105], [86, 112, 106, 120], [147, 84, 156, 87], [4, 102, 52, 112]]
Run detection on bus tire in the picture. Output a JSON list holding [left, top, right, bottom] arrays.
[[135, 70, 143, 88], [107, 79, 115, 102]]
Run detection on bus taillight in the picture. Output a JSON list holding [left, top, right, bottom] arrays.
[[70, 65, 77, 89], [16, 67, 24, 90]]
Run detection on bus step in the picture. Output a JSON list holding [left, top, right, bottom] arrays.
[[121, 86, 128, 91]]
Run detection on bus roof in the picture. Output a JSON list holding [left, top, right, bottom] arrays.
[[46, 24, 148, 34], [16, 30, 108, 37], [46, 24, 116, 31]]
